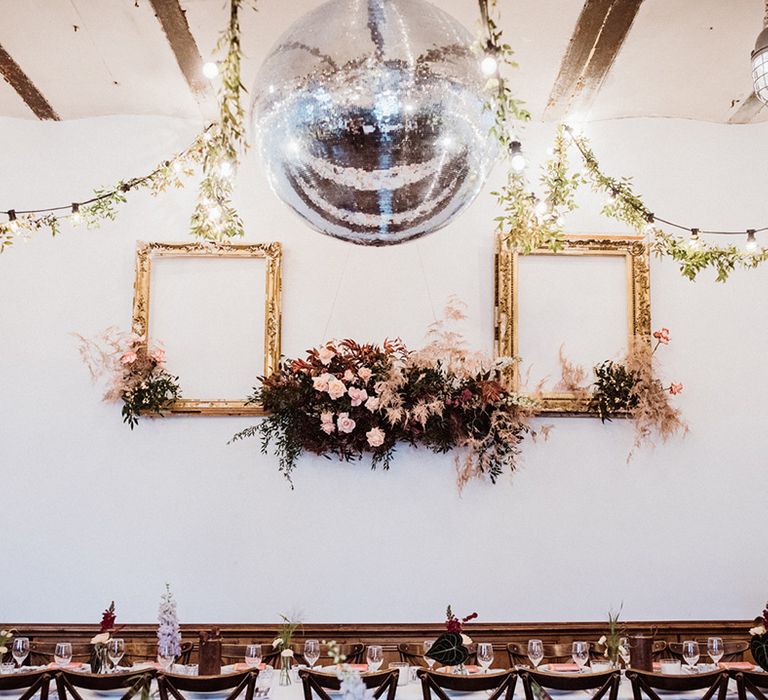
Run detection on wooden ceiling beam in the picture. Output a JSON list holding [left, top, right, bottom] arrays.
[[148, 0, 214, 109], [0, 43, 59, 120], [544, 0, 644, 121]]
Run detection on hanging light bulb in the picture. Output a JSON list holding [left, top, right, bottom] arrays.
[[172, 160, 183, 174], [202, 61, 220, 79], [70, 203, 81, 225], [480, 54, 498, 76], [207, 204, 222, 222], [509, 141, 526, 172], [534, 199, 548, 217], [218, 160, 235, 178], [688, 228, 701, 250], [746, 229, 758, 252], [7, 209, 18, 233], [644, 213, 655, 234]]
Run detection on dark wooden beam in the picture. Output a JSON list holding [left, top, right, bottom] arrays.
[[728, 92, 766, 124], [544, 0, 644, 120], [0, 43, 59, 120], [148, 0, 213, 106]]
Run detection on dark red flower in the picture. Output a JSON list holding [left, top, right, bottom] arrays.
[[460, 389, 473, 403], [99, 601, 116, 632], [763, 602, 768, 628]]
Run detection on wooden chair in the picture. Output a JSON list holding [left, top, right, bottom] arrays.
[[220, 643, 269, 665], [507, 642, 591, 667], [300, 668, 398, 700], [520, 668, 620, 700], [735, 669, 768, 700], [124, 640, 194, 665], [29, 641, 92, 666], [56, 669, 156, 700], [626, 668, 730, 700], [401, 642, 478, 667], [590, 640, 667, 661], [0, 669, 53, 700], [294, 642, 365, 666], [158, 669, 258, 700], [417, 668, 517, 700], [668, 641, 749, 663]]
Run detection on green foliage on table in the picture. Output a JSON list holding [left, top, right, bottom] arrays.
[[425, 632, 469, 668]]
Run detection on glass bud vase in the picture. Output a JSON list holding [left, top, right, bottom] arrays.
[[279, 655, 292, 686]]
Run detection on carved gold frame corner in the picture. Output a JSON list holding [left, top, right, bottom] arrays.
[[132, 241, 282, 416], [494, 234, 651, 415]]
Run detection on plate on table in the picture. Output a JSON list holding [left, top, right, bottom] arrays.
[[537, 664, 582, 675], [435, 666, 505, 676]]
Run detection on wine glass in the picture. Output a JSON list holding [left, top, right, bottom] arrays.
[[366, 645, 383, 672], [108, 638, 125, 672], [527, 640, 544, 669], [54, 642, 73, 667], [246, 644, 263, 668], [619, 637, 631, 669], [304, 640, 320, 669], [423, 641, 436, 669], [707, 638, 724, 666], [572, 641, 589, 672], [12, 638, 29, 669], [682, 640, 700, 672], [157, 642, 175, 673], [477, 643, 494, 673]]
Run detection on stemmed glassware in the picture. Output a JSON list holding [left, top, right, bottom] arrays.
[[707, 638, 724, 666], [477, 643, 494, 673], [619, 637, 631, 669], [366, 645, 383, 672], [527, 640, 544, 669], [12, 638, 29, 669], [682, 641, 700, 673], [107, 638, 125, 673], [54, 643, 73, 667], [571, 641, 589, 672], [157, 642, 175, 673], [245, 644, 263, 668], [304, 640, 320, 669], [423, 641, 436, 669]]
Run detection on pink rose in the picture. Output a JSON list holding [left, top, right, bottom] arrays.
[[337, 412, 356, 434], [365, 396, 380, 411], [120, 350, 137, 365], [358, 367, 372, 383], [319, 411, 335, 434], [318, 346, 336, 365], [327, 379, 346, 400], [669, 382, 683, 395], [366, 427, 385, 447], [653, 328, 670, 344], [313, 373, 333, 392], [151, 348, 166, 364], [343, 369, 355, 382], [348, 386, 369, 407]]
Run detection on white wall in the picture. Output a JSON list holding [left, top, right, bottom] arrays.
[[1, 114, 767, 625]]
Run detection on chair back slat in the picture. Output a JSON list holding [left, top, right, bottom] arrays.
[[0, 669, 52, 700], [736, 670, 768, 700], [300, 668, 398, 700], [520, 668, 620, 700], [417, 668, 516, 700], [627, 668, 730, 700], [56, 669, 155, 700], [158, 669, 258, 700]]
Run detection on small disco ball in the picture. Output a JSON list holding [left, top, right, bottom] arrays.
[[250, 0, 497, 246]]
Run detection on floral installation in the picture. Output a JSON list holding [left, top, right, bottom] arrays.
[[558, 328, 687, 457], [157, 584, 181, 659], [231, 303, 537, 490], [749, 602, 768, 672], [425, 605, 478, 669], [272, 613, 302, 686], [325, 641, 375, 700], [0, 629, 14, 660], [596, 606, 625, 666], [90, 601, 118, 674], [76, 327, 181, 429]]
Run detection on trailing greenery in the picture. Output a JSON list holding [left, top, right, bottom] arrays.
[[590, 360, 638, 423], [122, 367, 181, 430]]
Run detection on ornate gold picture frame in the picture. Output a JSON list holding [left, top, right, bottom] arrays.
[[132, 241, 282, 416], [495, 235, 650, 415]]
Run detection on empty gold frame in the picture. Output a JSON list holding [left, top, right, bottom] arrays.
[[132, 241, 282, 416], [495, 235, 651, 415]]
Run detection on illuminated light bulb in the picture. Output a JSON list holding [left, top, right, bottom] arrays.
[[7, 209, 18, 232], [172, 160, 183, 174], [509, 140, 525, 172], [535, 200, 548, 217], [746, 229, 758, 252], [480, 54, 498, 76], [71, 203, 81, 225], [208, 205, 222, 221], [202, 61, 219, 79], [688, 229, 701, 250], [644, 213, 655, 234], [203, 131, 213, 143], [218, 160, 234, 178]]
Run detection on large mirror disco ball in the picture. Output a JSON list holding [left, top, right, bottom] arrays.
[[250, 0, 497, 246]]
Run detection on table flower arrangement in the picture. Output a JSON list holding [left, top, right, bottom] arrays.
[[425, 605, 478, 671], [232, 304, 536, 489], [749, 602, 768, 671], [327, 641, 375, 700], [0, 629, 14, 661], [90, 601, 118, 674], [272, 613, 301, 686], [76, 327, 181, 429], [157, 584, 181, 659], [596, 607, 624, 666]]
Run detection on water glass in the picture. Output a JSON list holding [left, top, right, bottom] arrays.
[[366, 645, 383, 672], [11, 638, 29, 668], [572, 641, 589, 672], [682, 640, 700, 671], [423, 640, 436, 669], [304, 640, 320, 669], [108, 638, 125, 672], [477, 643, 494, 672], [0, 662, 14, 674], [157, 642, 175, 672], [619, 637, 631, 668], [707, 637, 724, 665], [527, 640, 544, 668], [54, 642, 73, 667], [246, 644, 263, 668]]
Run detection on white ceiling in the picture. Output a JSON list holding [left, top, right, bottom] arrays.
[[0, 0, 764, 123]]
